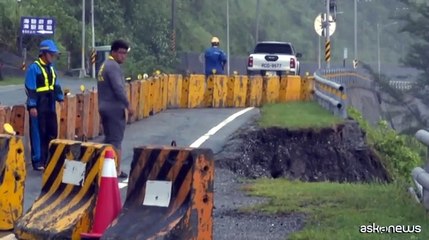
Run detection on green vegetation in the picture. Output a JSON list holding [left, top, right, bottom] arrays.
[[245, 179, 429, 240], [0, 77, 23, 86], [347, 107, 424, 181], [258, 102, 343, 129], [0, 0, 417, 76], [245, 104, 427, 239]]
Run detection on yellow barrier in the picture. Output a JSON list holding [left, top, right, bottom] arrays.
[[75, 93, 90, 140], [0, 134, 26, 230], [152, 77, 161, 115], [246, 75, 263, 107], [0, 106, 11, 134], [262, 76, 280, 104], [129, 81, 140, 123], [140, 80, 151, 118], [59, 95, 77, 140], [212, 75, 228, 108], [102, 146, 214, 239], [227, 75, 248, 108], [167, 74, 183, 109], [14, 140, 116, 240], [285, 75, 302, 101], [161, 74, 168, 111], [187, 74, 206, 108], [204, 75, 215, 107], [180, 75, 190, 108]]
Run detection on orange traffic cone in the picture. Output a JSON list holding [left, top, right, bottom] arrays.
[[81, 149, 122, 239]]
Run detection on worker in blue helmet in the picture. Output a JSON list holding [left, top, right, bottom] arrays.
[[25, 39, 64, 171]]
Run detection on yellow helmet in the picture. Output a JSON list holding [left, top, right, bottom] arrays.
[[211, 37, 220, 43]]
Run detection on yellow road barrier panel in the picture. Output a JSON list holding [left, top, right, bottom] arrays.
[[14, 140, 117, 240], [180, 75, 190, 108], [246, 75, 263, 107], [129, 81, 140, 123], [204, 75, 215, 107], [161, 74, 168, 111], [212, 75, 228, 108], [75, 93, 90, 141], [140, 80, 151, 118], [0, 133, 26, 230], [187, 74, 206, 108], [102, 146, 214, 240], [227, 75, 248, 108], [262, 76, 280, 104], [152, 77, 162, 115], [285, 75, 302, 101], [167, 74, 183, 109], [10, 105, 26, 136], [87, 90, 100, 139], [59, 95, 77, 140]]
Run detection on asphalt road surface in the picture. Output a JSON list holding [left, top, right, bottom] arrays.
[[1, 83, 284, 239]]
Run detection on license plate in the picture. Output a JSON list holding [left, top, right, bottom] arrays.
[[261, 63, 282, 68], [265, 71, 277, 76]]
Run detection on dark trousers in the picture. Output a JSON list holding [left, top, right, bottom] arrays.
[[29, 111, 58, 168]]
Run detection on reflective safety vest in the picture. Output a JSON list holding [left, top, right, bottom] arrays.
[[34, 59, 56, 93]]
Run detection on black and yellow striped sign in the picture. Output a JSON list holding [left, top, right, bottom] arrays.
[[103, 146, 214, 240], [325, 40, 331, 63], [14, 140, 116, 240], [90, 49, 96, 65], [0, 134, 26, 230]]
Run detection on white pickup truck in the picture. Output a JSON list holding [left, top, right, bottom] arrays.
[[247, 41, 302, 76]]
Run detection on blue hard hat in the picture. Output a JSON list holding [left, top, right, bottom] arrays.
[[39, 39, 59, 53]]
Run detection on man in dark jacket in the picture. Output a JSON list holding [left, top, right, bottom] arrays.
[[25, 39, 64, 171], [97, 39, 134, 178]]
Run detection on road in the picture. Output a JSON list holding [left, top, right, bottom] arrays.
[[1, 79, 264, 239]]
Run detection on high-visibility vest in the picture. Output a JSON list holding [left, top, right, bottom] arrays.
[[34, 59, 56, 93]]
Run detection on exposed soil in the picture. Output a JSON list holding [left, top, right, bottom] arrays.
[[216, 119, 391, 183]]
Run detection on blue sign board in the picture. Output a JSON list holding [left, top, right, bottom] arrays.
[[20, 17, 56, 35]]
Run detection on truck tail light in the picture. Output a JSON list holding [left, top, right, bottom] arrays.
[[290, 58, 295, 69], [248, 57, 253, 67]]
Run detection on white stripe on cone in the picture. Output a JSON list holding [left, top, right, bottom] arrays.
[[102, 157, 117, 178]]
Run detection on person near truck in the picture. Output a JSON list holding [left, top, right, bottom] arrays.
[[204, 36, 227, 76], [97, 39, 134, 178], [25, 39, 64, 171]]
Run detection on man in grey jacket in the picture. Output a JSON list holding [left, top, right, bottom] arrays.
[[97, 39, 134, 178]]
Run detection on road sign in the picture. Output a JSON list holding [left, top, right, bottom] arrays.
[[20, 17, 56, 35], [314, 13, 336, 37]]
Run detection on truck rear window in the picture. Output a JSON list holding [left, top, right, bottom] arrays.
[[254, 43, 293, 54]]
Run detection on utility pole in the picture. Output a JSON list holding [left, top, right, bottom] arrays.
[[325, 0, 330, 68], [354, 0, 357, 61], [226, 0, 230, 75], [91, 0, 95, 79], [255, 0, 260, 44], [80, 0, 86, 78], [171, 0, 176, 55]]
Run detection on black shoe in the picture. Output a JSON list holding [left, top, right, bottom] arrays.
[[118, 171, 128, 178]]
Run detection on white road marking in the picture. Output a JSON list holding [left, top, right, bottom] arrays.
[[118, 107, 254, 189]]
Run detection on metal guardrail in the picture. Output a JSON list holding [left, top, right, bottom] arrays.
[[313, 70, 347, 119], [411, 129, 429, 208]]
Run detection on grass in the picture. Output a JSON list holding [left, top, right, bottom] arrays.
[[244, 179, 428, 240], [259, 102, 343, 129], [0, 76, 23, 86]]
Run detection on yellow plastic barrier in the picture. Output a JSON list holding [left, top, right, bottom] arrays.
[[59, 95, 77, 140], [180, 76, 190, 108], [0, 106, 11, 134], [262, 76, 280, 104], [204, 75, 215, 107], [14, 140, 116, 240], [187, 74, 206, 108], [0, 134, 26, 230], [167, 74, 183, 109], [212, 75, 228, 108], [284, 75, 302, 101], [246, 75, 263, 107], [161, 74, 168, 111], [227, 75, 248, 108], [102, 146, 214, 240]]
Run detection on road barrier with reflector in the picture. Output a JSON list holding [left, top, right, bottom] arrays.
[[14, 140, 116, 240], [101, 146, 214, 240], [0, 134, 26, 230]]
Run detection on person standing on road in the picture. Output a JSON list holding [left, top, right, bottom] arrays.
[[25, 39, 64, 171], [204, 36, 227, 76], [97, 39, 133, 178]]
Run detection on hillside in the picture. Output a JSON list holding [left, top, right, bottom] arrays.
[[0, 0, 411, 75]]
